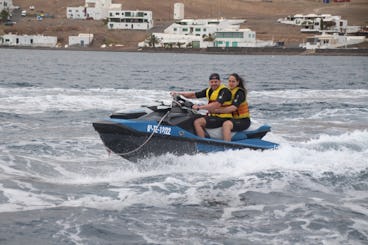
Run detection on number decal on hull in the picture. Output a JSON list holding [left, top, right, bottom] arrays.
[[147, 125, 172, 135]]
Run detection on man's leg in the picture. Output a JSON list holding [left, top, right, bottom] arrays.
[[194, 117, 206, 137]]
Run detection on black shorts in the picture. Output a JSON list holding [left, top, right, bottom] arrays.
[[231, 117, 251, 131], [204, 116, 251, 131], [204, 116, 229, 128]]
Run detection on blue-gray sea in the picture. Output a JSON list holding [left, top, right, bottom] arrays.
[[0, 49, 367, 244]]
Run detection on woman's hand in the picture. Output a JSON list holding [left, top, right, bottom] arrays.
[[208, 108, 217, 113]]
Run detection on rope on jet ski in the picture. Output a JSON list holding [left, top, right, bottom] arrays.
[[114, 110, 171, 157]]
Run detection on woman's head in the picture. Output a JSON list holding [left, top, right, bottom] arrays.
[[228, 73, 245, 90]]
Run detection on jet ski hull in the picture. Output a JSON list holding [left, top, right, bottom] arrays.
[[93, 118, 278, 161]]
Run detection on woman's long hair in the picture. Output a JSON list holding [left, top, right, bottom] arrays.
[[230, 73, 247, 95]]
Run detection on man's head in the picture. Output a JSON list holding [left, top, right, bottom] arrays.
[[208, 73, 221, 90]]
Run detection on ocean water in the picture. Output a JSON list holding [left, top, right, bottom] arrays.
[[0, 49, 367, 244]]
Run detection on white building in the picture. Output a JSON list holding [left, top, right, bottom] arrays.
[[164, 18, 245, 37], [300, 32, 366, 49], [0, 0, 14, 11], [300, 16, 361, 34], [138, 33, 204, 48], [139, 18, 274, 48], [173, 3, 184, 20], [214, 29, 274, 48], [0, 34, 57, 47], [68, 33, 94, 47], [67, 0, 121, 20], [278, 13, 361, 35], [278, 14, 333, 26], [107, 10, 153, 30], [66, 6, 86, 19]]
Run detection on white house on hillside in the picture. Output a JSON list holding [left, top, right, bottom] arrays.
[[214, 29, 274, 48], [164, 18, 245, 37], [300, 15, 361, 34], [278, 14, 333, 26], [107, 10, 153, 30], [67, 0, 121, 20], [138, 3, 274, 49], [66, 6, 86, 19], [0, 0, 14, 11], [278, 13, 361, 34], [300, 32, 366, 49], [0, 33, 57, 47], [139, 18, 275, 48], [173, 2, 184, 20], [68, 33, 94, 47]]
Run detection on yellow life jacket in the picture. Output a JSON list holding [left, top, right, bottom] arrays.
[[206, 84, 232, 118], [230, 87, 250, 119]]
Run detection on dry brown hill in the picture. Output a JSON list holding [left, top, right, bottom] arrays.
[[2, 0, 367, 49]]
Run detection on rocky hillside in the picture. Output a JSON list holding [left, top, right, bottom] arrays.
[[1, 0, 367, 49]]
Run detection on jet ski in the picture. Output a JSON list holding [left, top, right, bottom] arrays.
[[93, 95, 278, 161]]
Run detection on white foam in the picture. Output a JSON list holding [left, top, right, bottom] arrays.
[[251, 89, 368, 102], [0, 87, 173, 114], [1, 87, 367, 115]]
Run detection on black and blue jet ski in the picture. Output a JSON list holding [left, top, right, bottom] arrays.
[[93, 95, 278, 161]]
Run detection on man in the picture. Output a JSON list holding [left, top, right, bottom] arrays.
[[172, 73, 232, 138]]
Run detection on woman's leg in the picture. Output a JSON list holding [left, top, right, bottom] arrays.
[[222, 120, 234, 141], [232, 118, 251, 132]]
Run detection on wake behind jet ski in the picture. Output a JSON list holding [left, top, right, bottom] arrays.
[[93, 95, 278, 161]]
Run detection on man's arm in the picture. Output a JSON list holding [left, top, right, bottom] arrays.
[[174, 91, 197, 98], [171, 89, 206, 99]]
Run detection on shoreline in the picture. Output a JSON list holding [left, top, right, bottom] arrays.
[[1, 46, 368, 56]]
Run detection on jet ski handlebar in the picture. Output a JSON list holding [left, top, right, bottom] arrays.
[[172, 95, 194, 109]]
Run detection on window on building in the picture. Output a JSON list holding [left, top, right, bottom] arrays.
[[125, 12, 131, 17], [216, 32, 243, 38], [195, 28, 201, 32], [137, 12, 144, 17], [183, 28, 188, 32], [174, 28, 177, 31]]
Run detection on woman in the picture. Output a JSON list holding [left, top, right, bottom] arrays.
[[209, 73, 251, 141]]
